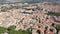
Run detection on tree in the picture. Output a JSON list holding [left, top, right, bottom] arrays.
[[36, 30, 41, 34]]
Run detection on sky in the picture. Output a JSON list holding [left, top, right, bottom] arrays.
[[0, 0, 60, 3], [0, 0, 41, 3]]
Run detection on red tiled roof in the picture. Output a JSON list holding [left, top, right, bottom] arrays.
[[50, 32, 54, 34]]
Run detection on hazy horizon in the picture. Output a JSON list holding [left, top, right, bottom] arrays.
[[0, 0, 60, 3]]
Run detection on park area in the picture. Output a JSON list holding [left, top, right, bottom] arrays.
[[0, 26, 31, 34]]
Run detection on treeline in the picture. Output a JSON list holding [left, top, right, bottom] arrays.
[[46, 12, 60, 16]]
